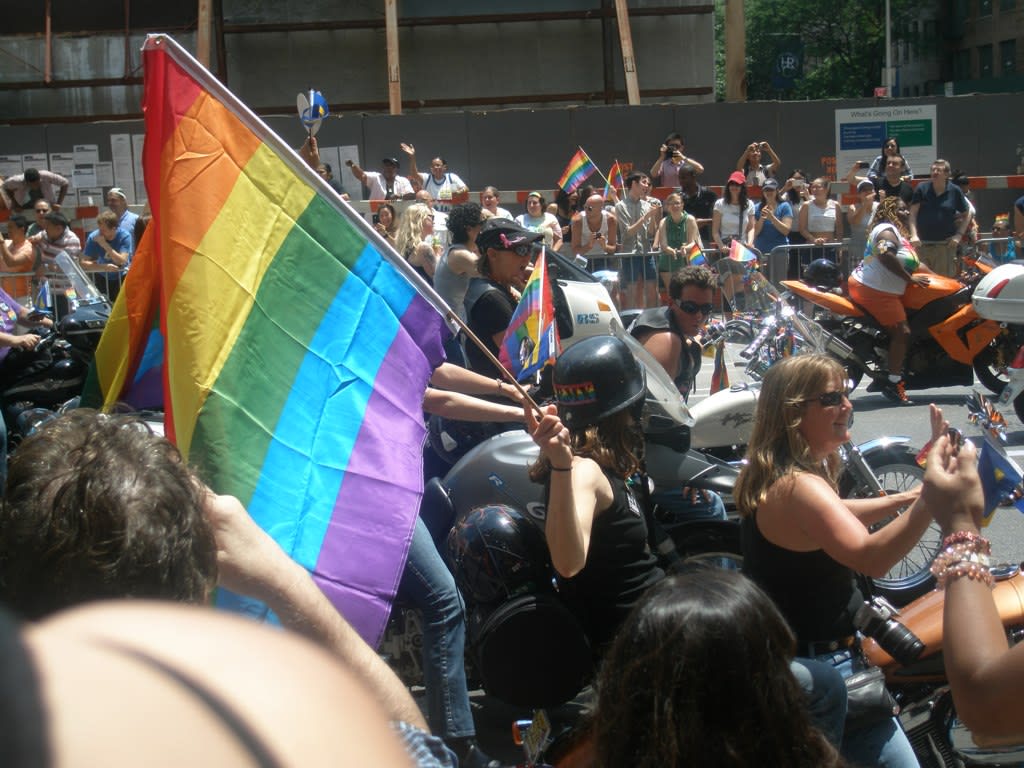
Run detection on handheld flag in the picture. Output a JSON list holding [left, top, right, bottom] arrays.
[[557, 148, 598, 194], [297, 89, 329, 136], [686, 242, 706, 265], [729, 240, 759, 263], [498, 248, 560, 381], [977, 437, 1024, 525], [709, 338, 730, 394], [90, 34, 449, 645], [603, 160, 624, 199]]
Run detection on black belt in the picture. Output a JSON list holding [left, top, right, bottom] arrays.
[[804, 635, 857, 657]]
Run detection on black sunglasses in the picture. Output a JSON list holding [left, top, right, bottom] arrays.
[[800, 380, 854, 407], [676, 300, 713, 316]]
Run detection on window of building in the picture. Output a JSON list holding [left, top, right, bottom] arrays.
[[980, 0, 993, 15], [1001, 39, 1017, 74], [979, 44, 994, 77], [953, 48, 972, 80], [1000, 0, 1015, 11]]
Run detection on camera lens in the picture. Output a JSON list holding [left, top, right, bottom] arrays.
[[871, 619, 925, 666]]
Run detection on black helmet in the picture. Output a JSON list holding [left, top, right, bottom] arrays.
[[447, 504, 552, 608], [552, 335, 645, 430], [803, 258, 843, 290]]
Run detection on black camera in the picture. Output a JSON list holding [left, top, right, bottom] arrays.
[[372, 213, 380, 225], [853, 597, 924, 666]]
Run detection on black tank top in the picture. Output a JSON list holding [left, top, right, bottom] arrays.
[[741, 511, 860, 649], [554, 473, 663, 652], [0, 608, 50, 766]]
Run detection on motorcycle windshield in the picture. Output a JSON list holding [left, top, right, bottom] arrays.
[[54, 251, 106, 305], [608, 319, 695, 430]]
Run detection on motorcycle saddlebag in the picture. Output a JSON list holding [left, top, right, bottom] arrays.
[[471, 593, 593, 709]]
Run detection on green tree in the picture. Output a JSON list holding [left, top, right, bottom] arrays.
[[734, 0, 923, 100]]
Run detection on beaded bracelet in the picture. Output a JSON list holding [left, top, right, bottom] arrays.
[[935, 559, 995, 589], [942, 531, 990, 551]]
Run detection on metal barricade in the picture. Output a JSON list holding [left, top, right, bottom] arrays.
[[0, 265, 118, 324], [766, 242, 846, 286], [974, 236, 1018, 265]]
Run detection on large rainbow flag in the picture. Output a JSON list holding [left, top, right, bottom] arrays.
[[90, 35, 448, 645], [557, 148, 598, 194], [498, 248, 559, 381]]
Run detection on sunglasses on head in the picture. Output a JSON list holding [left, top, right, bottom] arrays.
[[675, 300, 713, 316], [800, 380, 854, 407]]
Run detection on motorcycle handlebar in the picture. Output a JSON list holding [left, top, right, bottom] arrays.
[[740, 322, 777, 360]]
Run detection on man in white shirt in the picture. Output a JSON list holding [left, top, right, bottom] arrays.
[[345, 157, 415, 201], [405, 144, 467, 214]]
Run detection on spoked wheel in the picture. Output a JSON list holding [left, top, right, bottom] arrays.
[[839, 445, 939, 605]]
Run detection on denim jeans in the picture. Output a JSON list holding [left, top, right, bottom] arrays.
[[649, 487, 728, 522], [814, 648, 920, 768], [791, 657, 847, 749], [398, 516, 475, 740]]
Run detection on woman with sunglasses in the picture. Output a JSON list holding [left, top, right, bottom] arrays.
[[736, 353, 948, 768]]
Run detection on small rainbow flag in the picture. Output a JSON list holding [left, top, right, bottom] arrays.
[[729, 239, 759, 263], [603, 160, 624, 199], [686, 242, 706, 265], [709, 338, 730, 394], [557, 148, 598, 194], [499, 248, 560, 381], [87, 35, 448, 645]]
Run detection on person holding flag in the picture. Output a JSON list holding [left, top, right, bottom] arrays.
[[652, 192, 703, 293]]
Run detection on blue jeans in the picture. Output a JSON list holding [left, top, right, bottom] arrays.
[[814, 649, 919, 768], [650, 487, 728, 522], [398, 516, 474, 740], [791, 657, 847, 749]]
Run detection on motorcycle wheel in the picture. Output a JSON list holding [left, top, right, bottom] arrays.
[[839, 445, 940, 605], [974, 344, 1012, 394]]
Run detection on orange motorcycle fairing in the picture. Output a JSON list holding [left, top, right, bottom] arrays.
[[780, 280, 865, 318], [928, 304, 1002, 365], [902, 273, 964, 311], [863, 572, 1024, 673]]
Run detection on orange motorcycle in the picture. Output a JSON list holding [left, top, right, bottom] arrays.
[[781, 258, 1023, 397], [861, 564, 1024, 767]]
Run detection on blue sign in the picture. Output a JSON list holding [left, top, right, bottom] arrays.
[[840, 121, 885, 150]]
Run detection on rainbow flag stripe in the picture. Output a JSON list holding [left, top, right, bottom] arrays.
[[498, 248, 559, 381], [557, 148, 598, 194], [91, 35, 447, 645], [729, 239, 759, 263], [686, 242, 706, 265]]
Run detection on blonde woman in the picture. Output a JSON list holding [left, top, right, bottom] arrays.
[[653, 193, 702, 291], [394, 203, 438, 282]]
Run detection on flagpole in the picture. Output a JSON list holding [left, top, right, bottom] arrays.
[[444, 309, 543, 416], [585, 146, 612, 190]]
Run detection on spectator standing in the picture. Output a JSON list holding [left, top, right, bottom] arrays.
[[395, 203, 439, 283], [316, 162, 345, 195], [515, 191, 562, 251], [798, 177, 844, 262], [713, 171, 756, 312], [548, 188, 578, 255], [373, 202, 398, 247], [866, 136, 913, 182], [405, 144, 468, 214], [653, 193, 702, 292], [753, 178, 793, 260], [874, 155, 914, 205], [27, 200, 50, 237], [736, 141, 781, 186], [415, 189, 450, 249], [1, 215, 35, 303], [952, 171, 978, 264], [106, 187, 140, 245], [846, 179, 879, 266], [29, 211, 82, 267], [480, 186, 513, 219], [571, 193, 618, 263], [1014, 195, 1024, 249], [614, 173, 661, 307], [679, 163, 717, 244], [0, 168, 69, 212], [345, 156, 415, 201], [908, 159, 970, 277], [650, 132, 705, 188]]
